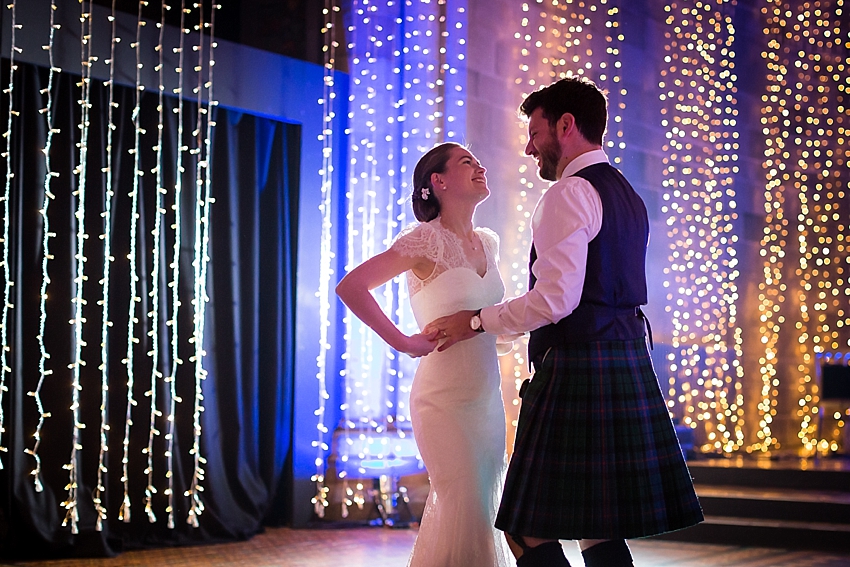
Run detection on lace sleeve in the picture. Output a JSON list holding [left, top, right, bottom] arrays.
[[391, 222, 442, 263], [477, 226, 501, 263]]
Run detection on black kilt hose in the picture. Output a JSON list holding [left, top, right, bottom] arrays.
[[495, 338, 703, 540]]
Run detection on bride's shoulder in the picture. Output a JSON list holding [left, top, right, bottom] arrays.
[[391, 220, 442, 259], [394, 220, 439, 242], [475, 226, 500, 247]]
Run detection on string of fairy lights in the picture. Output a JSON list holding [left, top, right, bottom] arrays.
[[186, 0, 206, 527], [148, 0, 168, 528], [129, 0, 150, 524], [0, 0, 21, 471], [27, 0, 60, 492], [758, 0, 849, 455], [94, 0, 118, 531], [186, 0, 218, 527], [61, 0, 95, 534], [311, 0, 339, 519], [165, 0, 187, 531]]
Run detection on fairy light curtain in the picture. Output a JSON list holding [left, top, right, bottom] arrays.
[[757, 0, 849, 455], [501, 0, 848, 457], [499, 0, 628, 444], [657, 0, 745, 455], [0, 0, 302, 556], [329, 0, 467, 515]]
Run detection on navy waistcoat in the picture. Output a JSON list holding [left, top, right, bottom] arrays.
[[527, 162, 649, 364]]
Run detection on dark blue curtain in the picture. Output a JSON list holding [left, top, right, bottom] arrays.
[[0, 59, 298, 558]]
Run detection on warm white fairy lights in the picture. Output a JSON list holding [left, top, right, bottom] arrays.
[[758, 0, 849, 455], [94, 0, 118, 531], [505, 0, 625, 437], [165, 0, 187, 531], [0, 0, 21, 471], [27, 0, 61, 492], [186, 0, 217, 528], [62, 1, 95, 534], [514, 1, 628, 164], [146, 0, 170, 528], [138, 1, 159, 526], [0, 0, 222, 531], [121, 0, 148, 525], [658, 0, 744, 455], [185, 0, 206, 528], [190, 1, 218, 527], [311, 0, 339, 518], [756, 2, 789, 454]]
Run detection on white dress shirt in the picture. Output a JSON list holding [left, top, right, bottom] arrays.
[[480, 149, 606, 335]]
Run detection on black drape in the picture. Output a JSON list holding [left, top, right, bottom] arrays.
[[0, 59, 298, 558]]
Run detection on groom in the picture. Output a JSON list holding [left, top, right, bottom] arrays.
[[425, 77, 702, 567]]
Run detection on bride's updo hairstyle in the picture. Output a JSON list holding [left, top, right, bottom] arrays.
[[411, 142, 464, 222]]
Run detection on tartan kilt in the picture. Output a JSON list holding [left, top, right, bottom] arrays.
[[495, 338, 703, 540]]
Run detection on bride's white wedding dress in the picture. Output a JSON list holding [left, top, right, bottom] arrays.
[[392, 218, 512, 567]]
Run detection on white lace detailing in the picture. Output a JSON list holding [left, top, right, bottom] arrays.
[[477, 226, 500, 263], [392, 222, 443, 263], [391, 218, 497, 297]]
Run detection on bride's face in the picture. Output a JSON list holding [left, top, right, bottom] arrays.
[[437, 147, 489, 204]]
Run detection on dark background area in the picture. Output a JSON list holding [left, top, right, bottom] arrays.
[[91, 0, 325, 64]]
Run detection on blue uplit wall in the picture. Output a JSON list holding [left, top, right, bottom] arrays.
[[335, 0, 468, 484]]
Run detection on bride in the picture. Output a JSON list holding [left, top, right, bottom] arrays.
[[336, 142, 513, 566]]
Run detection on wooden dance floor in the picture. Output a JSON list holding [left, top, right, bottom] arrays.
[[5, 527, 850, 567]]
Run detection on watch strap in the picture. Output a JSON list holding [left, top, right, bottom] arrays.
[[471, 309, 485, 333]]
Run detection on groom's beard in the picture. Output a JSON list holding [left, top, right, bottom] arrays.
[[536, 135, 561, 181]]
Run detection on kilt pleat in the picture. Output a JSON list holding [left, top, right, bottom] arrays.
[[495, 339, 703, 540]]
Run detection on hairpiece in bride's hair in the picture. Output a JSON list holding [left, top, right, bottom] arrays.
[[420, 186, 431, 200]]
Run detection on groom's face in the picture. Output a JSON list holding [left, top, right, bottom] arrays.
[[524, 108, 562, 182]]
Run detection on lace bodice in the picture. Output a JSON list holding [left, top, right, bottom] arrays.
[[391, 218, 500, 297]]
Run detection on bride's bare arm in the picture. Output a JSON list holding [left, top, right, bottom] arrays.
[[336, 249, 439, 358]]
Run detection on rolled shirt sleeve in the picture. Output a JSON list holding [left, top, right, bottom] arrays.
[[479, 174, 603, 336]]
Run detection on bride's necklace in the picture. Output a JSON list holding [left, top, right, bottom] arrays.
[[440, 219, 478, 250], [457, 230, 478, 250]]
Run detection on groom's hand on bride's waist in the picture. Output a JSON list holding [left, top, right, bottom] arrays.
[[423, 310, 479, 352]]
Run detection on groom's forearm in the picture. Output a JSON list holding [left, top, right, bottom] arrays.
[[483, 229, 590, 335], [480, 296, 545, 336]]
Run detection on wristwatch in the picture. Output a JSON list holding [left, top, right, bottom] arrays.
[[470, 309, 485, 333]]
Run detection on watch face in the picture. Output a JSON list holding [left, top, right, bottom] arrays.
[[470, 315, 481, 330]]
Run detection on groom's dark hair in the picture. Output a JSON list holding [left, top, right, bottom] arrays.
[[411, 142, 464, 222], [519, 76, 608, 146]]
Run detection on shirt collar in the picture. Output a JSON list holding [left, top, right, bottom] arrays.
[[560, 148, 609, 179]]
